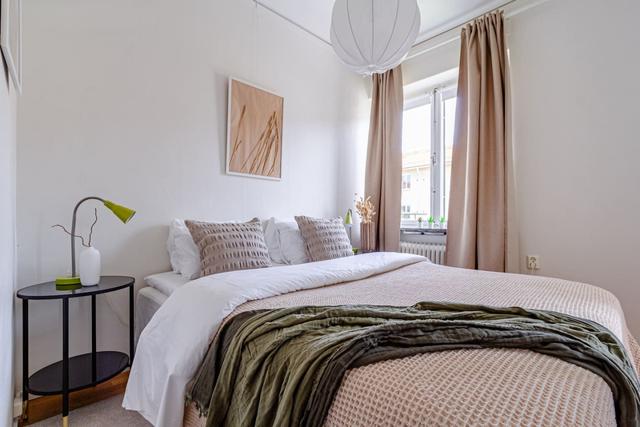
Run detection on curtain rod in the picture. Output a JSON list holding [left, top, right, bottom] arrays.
[[254, 0, 550, 58], [410, 0, 516, 50], [406, 0, 551, 60], [405, 0, 518, 60]]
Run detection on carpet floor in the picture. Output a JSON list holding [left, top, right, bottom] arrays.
[[30, 395, 150, 426]]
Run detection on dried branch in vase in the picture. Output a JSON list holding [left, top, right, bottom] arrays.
[[87, 208, 99, 247], [354, 194, 376, 224], [52, 208, 99, 248]]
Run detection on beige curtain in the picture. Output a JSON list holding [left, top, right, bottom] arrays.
[[446, 11, 508, 271], [364, 66, 403, 252]]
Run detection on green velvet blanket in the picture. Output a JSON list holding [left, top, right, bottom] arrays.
[[187, 302, 640, 427]]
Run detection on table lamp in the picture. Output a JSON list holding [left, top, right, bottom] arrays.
[[55, 197, 136, 285], [345, 208, 353, 242]]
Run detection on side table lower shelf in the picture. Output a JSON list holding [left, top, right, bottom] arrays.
[[28, 351, 129, 396]]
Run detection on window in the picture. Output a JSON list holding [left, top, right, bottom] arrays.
[[401, 174, 412, 190], [401, 86, 457, 228]]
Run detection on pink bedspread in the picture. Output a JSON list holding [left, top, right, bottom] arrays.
[[184, 261, 639, 426]]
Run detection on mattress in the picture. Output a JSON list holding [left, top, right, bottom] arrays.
[[136, 286, 168, 340], [135, 272, 190, 338]]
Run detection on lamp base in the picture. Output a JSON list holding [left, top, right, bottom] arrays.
[[55, 276, 81, 285]]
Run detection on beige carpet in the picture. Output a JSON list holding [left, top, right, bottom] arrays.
[[30, 395, 150, 427]]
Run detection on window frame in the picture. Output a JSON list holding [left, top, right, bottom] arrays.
[[401, 84, 457, 229]]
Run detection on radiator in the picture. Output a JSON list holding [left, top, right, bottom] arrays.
[[400, 242, 446, 265]]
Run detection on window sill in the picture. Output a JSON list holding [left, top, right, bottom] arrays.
[[401, 227, 447, 236]]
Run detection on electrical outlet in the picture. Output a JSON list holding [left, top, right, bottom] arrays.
[[526, 255, 540, 270]]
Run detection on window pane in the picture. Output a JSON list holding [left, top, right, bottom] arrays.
[[401, 103, 431, 225], [442, 96, 456, 221], [401, 174, 411, 189]]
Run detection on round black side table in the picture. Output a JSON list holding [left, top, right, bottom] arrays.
[[17, 276, 135, 427]]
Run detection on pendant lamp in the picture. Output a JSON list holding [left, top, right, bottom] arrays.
[[330, 0, 421, 75]]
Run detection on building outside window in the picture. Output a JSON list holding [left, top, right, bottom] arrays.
[[401, 85, 457, 228], [401, 174, 412, 190]]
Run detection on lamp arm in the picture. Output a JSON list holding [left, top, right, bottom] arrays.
[[70, 196, 104, 277]]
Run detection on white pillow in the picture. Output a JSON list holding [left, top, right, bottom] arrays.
[[278, 222, 309, 264], [264, 218, 309, 265], [263, 218, 286, 264], [166, 220, 181, 272], [144, 271, 190, 296], [167, 219, 201, 279]]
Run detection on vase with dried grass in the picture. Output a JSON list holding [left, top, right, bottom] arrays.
[[355, 194, 377, 253]]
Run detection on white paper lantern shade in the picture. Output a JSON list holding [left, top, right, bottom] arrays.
[[330, 0, 421, 75]]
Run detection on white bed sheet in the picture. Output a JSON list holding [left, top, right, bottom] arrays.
[[123, 253, 425, 427]]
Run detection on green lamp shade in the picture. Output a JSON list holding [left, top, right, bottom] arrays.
[[103, 200, 136, 223], [344, 209, 353, 225]]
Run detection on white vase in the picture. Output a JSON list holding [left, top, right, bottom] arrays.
[[79, 246, 101, 286]]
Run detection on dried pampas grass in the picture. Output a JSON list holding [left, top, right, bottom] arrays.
[[354, 194, 376, 224]]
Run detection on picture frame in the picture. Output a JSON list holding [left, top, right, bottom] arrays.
[[1, 0, 22, 93], [226, 78, 284, 181]]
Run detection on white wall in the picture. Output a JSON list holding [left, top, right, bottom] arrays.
[[508, 0, 640, 336], [403, 38, 460, 88], [16, 0, 368, 388], [336, 77, 370, 244], [0, 61, 17, 423]]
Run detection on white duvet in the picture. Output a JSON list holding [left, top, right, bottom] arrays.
[[123, 252, 425, 427]]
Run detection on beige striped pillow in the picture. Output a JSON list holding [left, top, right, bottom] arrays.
[[185, 218, 272, 277], [295, 216, 353, 262]]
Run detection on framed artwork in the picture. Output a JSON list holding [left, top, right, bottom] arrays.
[[226, 78, 283, 180], [1, 0, 22, 93]]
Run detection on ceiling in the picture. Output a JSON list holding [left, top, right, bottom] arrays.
[[257, 0, 513, 46]]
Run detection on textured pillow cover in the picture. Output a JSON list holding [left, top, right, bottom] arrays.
[[185, 218, 272, 277], [294, 216, 353, 262]]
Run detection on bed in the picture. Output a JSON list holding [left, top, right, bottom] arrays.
[[126, 253, 640, 427]]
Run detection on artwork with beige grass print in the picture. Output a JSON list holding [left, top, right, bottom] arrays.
[[227, 79, 283, 179]]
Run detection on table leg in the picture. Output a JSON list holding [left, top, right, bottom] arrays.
[[22, 299, 28, 421], [62, 298, 69, 427], [92, 295, 96, 383], [129, 284, 134, 363]]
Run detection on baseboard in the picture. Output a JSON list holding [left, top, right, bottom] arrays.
[[19, 370, 129, 426], [13, 395, 22, 420]]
